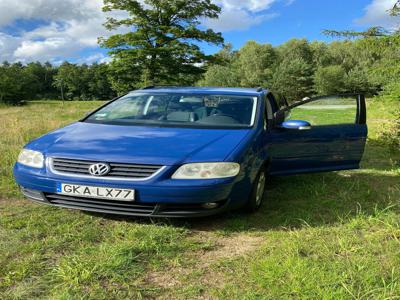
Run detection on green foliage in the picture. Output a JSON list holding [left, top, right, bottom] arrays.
[[197, 65, 240, 87], [377, 109, 400, 149], [345, 67, 374, 93], [100, 0, 224, 89], [1, 1, 399, 105], [390, 0, 400, 17], [24, 62, 58, 99], [197, 43, 240, 87], [0, 61, 116, 104], [0, 63, 36, 105], [322, 27, 389, 39], [271, 57, 314, 101], [53, 62, 116, 100], [53, 62, 89, 100], [87, 63, 116, 100], [276, 38, 314, 65], [199, 35, 399, 101], [314, 65, 347, 95], [236, 41, 277, 87]]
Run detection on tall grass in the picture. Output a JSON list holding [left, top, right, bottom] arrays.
[[0, 100, 399, 299], [0, 101, 103, 197]]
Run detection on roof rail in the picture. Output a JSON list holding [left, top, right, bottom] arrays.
[[142, 85, 183, 89]]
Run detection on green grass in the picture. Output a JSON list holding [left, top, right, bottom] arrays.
[[0, 100, 399, 299], [290, 107, 356, 125]]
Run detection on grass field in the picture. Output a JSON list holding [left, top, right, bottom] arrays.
[[0, 100, 399, 299]]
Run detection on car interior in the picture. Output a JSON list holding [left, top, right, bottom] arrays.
[[150, 96, 254, 125], [89, 94, 256, 127]]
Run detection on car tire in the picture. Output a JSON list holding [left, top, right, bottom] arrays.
[[244, 168, 267, 212]]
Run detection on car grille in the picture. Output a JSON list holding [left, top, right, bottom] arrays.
[[44, 193, 227, 217], [45, 194, 156, 216], [50, 158, 164, 179]]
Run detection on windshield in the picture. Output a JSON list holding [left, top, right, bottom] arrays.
[[85, 93, 258, 128]]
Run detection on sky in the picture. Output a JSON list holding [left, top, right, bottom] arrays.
[[0, 0, 399, 64]]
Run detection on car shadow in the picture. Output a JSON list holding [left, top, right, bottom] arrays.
[[88, 169, 399, 233], [88, 142, 400, 232]]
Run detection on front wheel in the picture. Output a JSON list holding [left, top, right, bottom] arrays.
[[244, 169, 267, 212]]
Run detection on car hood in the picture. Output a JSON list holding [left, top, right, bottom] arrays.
[[26, 122, 251, 165]]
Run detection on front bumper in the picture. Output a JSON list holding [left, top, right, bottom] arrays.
[[15, 163, 246, 218], [20, 187, 231, 217]]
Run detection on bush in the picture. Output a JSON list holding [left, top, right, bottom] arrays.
[[377, 108, 400, 149], [314, 65, 347, 95]]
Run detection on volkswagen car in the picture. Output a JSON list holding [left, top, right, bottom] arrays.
[[13, 87, 367, 217]]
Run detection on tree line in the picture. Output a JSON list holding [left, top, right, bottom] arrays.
[[1, 35, 399, 105], [1, 0, 399, 105], [0, 62, 116, 104], [199, 35, 400, 102]]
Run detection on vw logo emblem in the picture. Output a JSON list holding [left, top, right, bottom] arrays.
[[88, 163, 111, 176]]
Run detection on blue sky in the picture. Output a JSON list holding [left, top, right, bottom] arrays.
[[0, 0, 398, 64]]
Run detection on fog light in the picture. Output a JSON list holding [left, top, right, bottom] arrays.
[[201, 202, 219, 209]]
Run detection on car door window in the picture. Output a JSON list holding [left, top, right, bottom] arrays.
[[287, 95, 361, 126], [269, 94, 367, 176]]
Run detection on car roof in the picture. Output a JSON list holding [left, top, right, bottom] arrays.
[[131, 86, 268, 96]]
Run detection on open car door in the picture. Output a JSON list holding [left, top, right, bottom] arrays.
[[269, 94, 367, 176]]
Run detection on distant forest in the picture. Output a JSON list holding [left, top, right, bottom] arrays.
[[1, 0, 399, 105], [1, 36, 399, 106]]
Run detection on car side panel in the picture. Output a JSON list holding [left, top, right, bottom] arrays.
[[268, 124, 368, 175]]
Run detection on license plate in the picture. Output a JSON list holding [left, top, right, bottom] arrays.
[[57, 183, 135, 201]]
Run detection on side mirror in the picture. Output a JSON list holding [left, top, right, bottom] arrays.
[[280, 120, 312, 130]]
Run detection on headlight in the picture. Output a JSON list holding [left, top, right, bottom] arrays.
[[17, 149, 44, 168], [172, 162, 240, 179]]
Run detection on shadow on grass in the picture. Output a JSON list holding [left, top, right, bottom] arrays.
[[84, 141, 400, 232], [88, 169, 399, 233]]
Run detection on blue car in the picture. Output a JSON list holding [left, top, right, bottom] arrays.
[[14, 87, 367, 217]]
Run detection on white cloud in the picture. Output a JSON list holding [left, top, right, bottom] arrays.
[[0, 0, 101, 27], [77, 53, 110, 64], [204, 0, 290, 32], [0, 0, 126, 63], [216, 0, 277, 12], [0, 33, 22, 62], [285, 0, 296, 6], [0, 0, 293, 63], [14, 38, 75, 63], [356, 0, 400, 29], [204, 10, 278, 32]]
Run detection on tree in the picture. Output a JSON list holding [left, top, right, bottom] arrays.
[[344, 67, 375, 94], [87, 63, 116, 100], [197, 65, 240, 87], [0, 63, 35, 105], [53, 63, 89, 100], [197, 44, 240, 87], [277, 39, 314, 65], [314, 65, 347, 95], [271, 57, 314, 101], [25, 62, 58, 99], [310, 41, 332, 68], [212, 43, 237, 66], [323, 0, 400, 96], [100, 0, 224, 87], [236, 41, 277, 88]]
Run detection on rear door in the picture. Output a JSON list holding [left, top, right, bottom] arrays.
[[268, 94, 367, 176]]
